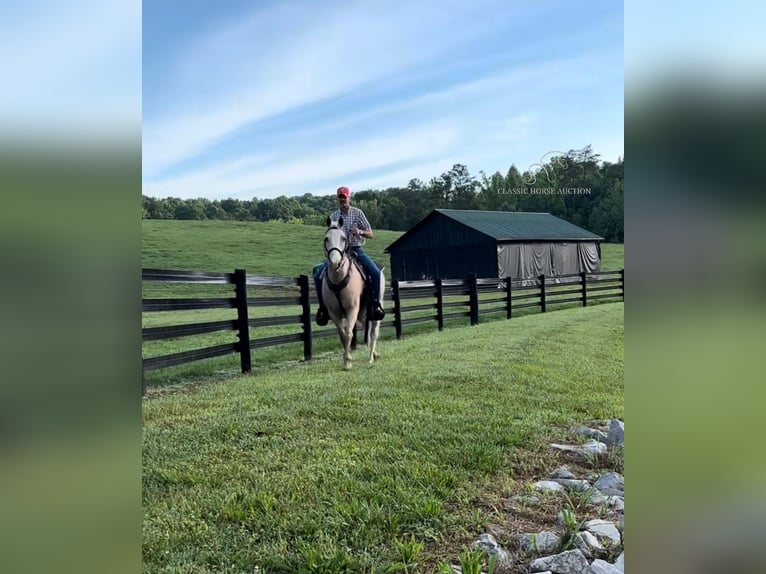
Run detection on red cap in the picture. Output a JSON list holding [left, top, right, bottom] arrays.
[[336, 186, 350, 198]]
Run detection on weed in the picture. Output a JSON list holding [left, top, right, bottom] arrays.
[[559, 505, 586, 550], [387, 536, 424, 573], [457, 548, 496, 574]]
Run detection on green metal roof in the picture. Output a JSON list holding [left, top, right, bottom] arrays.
[[434, 209, 604, 241]]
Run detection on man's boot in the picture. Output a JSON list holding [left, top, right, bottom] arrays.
[[372, 300, 386, 320], [315, 306, 330, 326]]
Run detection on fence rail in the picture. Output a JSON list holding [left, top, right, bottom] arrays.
[[142, 267, 624, 395]]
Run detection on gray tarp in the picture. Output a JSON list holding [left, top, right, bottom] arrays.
[[497, 242, 600, 283]]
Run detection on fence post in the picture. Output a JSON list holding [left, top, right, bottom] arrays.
[[435, 278, 444, 331], [539, 273, 547, 313], [392, 279, 402, 340], [298, 274, 313, 361], [620, 269, 625, 299], [505, 277, 513, 319], [233, 269, 251, 373], [468, 273, 479, 325], [581, 271, 588, 307]]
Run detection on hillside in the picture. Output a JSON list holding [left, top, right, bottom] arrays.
[[142, 219, 624, 275]]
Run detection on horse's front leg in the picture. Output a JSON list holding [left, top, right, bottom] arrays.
[[343, 307, 360, 369], [333, 317, 351, 369]]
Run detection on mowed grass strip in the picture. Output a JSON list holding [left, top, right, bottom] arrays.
[[143, 303, 623, 573]]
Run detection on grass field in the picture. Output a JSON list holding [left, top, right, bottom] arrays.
[[143, 219, 624, 572], [143, 303, 624, 573], [142, 220, 624, 389], [142, 219, 624, 277]]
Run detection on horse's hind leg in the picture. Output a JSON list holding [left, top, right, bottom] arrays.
[[367, 320, 380, 363]]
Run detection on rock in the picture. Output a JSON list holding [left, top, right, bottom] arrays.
[[474, 533, 515, 573], [606, 420, 624, 446], [584, 519, 622, 545], [573, 531, 603, 558], [594, 472, 624, 497], [550, 440, 607, 459], [532, 480, 565, 493], [587, 559, 623, 573], [529, 549, 589, 573], [586, 491, 609, 506], [606, 496, 624, 512], [515, 531, 562, 554], [614, 551, 624, 571], [552, 478, 592, 492], [571, 425, 609, 443], [550, 466, 576, 479]]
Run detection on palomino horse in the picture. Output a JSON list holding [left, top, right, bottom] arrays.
[[321, 216, 384, 369]]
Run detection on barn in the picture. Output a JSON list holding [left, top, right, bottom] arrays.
[[384, 209, 603, 281]]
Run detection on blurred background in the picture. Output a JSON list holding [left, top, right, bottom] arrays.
[[0, 1, 141, 573], [1, 0, 765, 572], [627, 1, 766, 572]]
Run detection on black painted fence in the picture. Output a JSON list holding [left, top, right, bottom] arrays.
[[142, 268, 624, 395]]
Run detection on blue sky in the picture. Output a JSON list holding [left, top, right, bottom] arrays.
[[142, 0, 623, 200]]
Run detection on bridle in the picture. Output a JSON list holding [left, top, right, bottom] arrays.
[[325, 224, 348, 268], [324, 223, 352, 292]]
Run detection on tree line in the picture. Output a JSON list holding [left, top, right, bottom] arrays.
[[142, 146, 623, 242]]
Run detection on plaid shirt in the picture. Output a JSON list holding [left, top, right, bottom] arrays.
[[331, 206, 371, 248]]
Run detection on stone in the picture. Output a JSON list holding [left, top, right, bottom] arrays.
[[550, 466, 576, 479], [552, 478, 592, 492], [614, 551, 624, 571], [474, 533, 515, 574], [594, 472, 624, 497], [571, 425, 609, 443], [584, 519, 622, 545], [533, 480, 565, 493], [606, 420, 624, 446], [529, 549, 589, 573], [550, 440, 607, 458], [586, 491, 609, 506], [573, 531, 603, 558], [606, 496, 624, 512], [587, 559, 623, 573], [515, 531, 562, 555], [508, 494, 541, 507]]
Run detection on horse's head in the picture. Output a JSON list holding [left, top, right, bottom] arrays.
[[324, 216, 347, 268]]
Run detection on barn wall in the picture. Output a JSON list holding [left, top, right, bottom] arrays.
[[391, 244, 497, 281]]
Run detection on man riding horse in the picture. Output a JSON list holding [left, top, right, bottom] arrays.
[[313, 186, 386, 326]]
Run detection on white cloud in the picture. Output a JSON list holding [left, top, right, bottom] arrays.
[[142, 0, 515, 177], [142, 123, 459, 199]]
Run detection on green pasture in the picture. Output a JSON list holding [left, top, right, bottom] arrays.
[[142, 219, 623, 277], [143, 303, 624, 573], [142, 220, 623, 389]]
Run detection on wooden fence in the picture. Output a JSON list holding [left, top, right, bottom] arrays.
[[142, 268, 624, 395]]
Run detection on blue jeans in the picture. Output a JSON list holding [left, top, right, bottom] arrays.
[[313, 247, 382, 308]]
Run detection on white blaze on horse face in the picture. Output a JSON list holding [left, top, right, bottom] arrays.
[[326, 226, 345, 266]]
